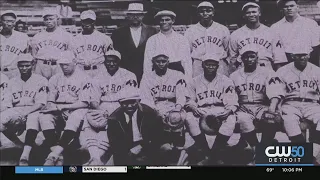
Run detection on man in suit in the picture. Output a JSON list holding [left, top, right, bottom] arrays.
[[107, 86, 164, 165], [111, 3, 157, 84]]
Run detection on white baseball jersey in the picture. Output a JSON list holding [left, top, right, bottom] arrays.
[[188, 73, 238, 112], [184, 22, 230, 61], [277, 62, 320, 101], [0, 30, 29, 68], [89, 68, 137, 103], [0, 72, 12, 109], [229, 66, 284, 104], [229, 24, 287, 64], [270, 15, 320, 54], [48, 68, 91, 104], [30, 27, 73, 60], [71, 30, 113, 66], [140, 69, 188, 108], [144, 31, 192, 78], [9, 73, 48, 107]]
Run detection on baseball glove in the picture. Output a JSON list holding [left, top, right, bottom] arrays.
[[163, 109, 186, 133], [262, 111, 282, 124], [200, 114, 224, 135], [86, 109, 109, 131]]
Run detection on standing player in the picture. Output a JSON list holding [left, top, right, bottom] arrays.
[[19, 51, 90, 165], [271, 0, 320, 66], [144, 10, 192, 80], [277, 49, 320, 164], [0, 10, 29, 79], [1, 72, 12, 112], [140, 50, 209, 164], [229, 45, 284, 160], [184, 53, 239, 165], [0, 54, 48, 149], [184, 1, 230, 77], [71, 10, 113, 78], [229, 2, 287, 72], [30, 9, 73, 80]]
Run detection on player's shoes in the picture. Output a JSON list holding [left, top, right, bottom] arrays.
[[55, 155, 64, 166], [84, 158, 104, 166], [19, 158, 29, 166], [44, 153, 62, 166], [313, 157, 320, 166]]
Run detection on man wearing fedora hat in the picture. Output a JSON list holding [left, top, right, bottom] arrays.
[[111, 3, 156, 85], [107, 86, 164, 165]]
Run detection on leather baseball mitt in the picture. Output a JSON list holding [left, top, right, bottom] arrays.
[[163, 109, 186, 133], [262, 111, 282, 124]]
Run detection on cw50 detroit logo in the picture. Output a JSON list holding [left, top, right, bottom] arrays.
[[265, 145, 304, 163]]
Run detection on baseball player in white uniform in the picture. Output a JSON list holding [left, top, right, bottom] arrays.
[[30, 9, 73, 80], [185, 53, 239, 165], [230, 45, 284, 159], [229, 2, 287, 73], [144, 10, 192, 81], [0, 10, 29, 79], [0, 54, 48, 150], [271, 0, 320, 66], [184, 1, 231, 77], [277, 48, 320, 164], [71, 10, 114, 78], [1, 72, 12, 112], [33, 51, 92, 166]]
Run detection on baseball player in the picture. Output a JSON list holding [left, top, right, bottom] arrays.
[[0, 54, 48, 151], [1, 72, 12, 112], [144, 10, 192, 81], [229, 2, 287, 73], [229, 45, 284, 161], [71, 10, 114, 78], [30, 51, 92, 166], [140, 50, 210, 164], [184, 53, 239, 165], [0, 10, 29, 79], [271, 0, 320, 66], [184, 1, 231, 77], [29, 9, 73, 80], [277, 48, 320, 164]]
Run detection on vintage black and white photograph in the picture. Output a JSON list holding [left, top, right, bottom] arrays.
[[0, 0, 320, 167]]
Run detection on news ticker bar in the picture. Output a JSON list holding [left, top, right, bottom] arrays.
[[15, 166, 192, 174]]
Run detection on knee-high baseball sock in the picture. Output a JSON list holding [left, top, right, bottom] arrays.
[[42, 129, 59, 149], [261, 123, 278, 144], [49, 130, 77, 156], [289, 134, 306, 143], [21, 129, 38, 159], [242, 130, 259, 148], [192, 133, 209, 153], [2, 129, 23, 146], [312, 131, 320, 158]]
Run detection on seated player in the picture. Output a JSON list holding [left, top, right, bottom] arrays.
[[229, 45, 284, 164], [0, 54, 48, 151], [140, 50, 210, 165], [36, 51, 91, 166], [107, 86, 165, 165], [184, 53, 239, 165], [277, 48, 320, 164]]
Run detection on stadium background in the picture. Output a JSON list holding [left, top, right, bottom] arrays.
[[0, 0, 320, 165]]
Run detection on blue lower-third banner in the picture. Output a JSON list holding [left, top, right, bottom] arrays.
[[15, 166, 63, 174]]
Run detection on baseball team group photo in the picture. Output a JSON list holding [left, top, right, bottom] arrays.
[[1, 0, 320, 166]]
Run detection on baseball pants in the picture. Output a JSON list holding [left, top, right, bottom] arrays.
[[192, 58, 230, 77], [281, 101, 320, 137], [76, 63, 107, 78], [81, 102, 120, 151], [236, 104, 269, 133], [0, 107, 39, 132], [34, 60, 62, 80], [1, 67, 19, 79], [185, 106, 237, 137]]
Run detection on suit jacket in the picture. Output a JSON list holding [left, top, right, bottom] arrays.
[[111, 24, 157, 84], [107, 103, 164, 165]]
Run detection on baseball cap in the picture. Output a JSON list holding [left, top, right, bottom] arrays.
[[42, 9, 59, 18], [1, 10, 17, 19], [242, 2, 260, 11], [57, 51, 75, 64], [197, 1, 214, 9], [239, 45, 259, 56], [154, 10, 176, 19], [80, 10, 96, 21], [277, 0, 298, 8], [105, 50, 121, 60], [152, 49, 170, 60], [126, 3, 147, 14], [117, 86, 141, 102], [17, 54, 33, 63], [291, 48, 312, 55], [203, 53, 221, 62]]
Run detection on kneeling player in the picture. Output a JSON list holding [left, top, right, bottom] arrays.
[[0, 54, 48, 164], [37, 51, 90, 166], [185, 53, 239, 165], [230, 46, 284, 164]]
